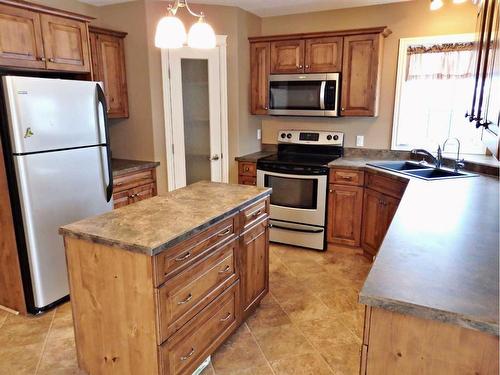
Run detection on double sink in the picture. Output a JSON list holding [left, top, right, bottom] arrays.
[[367, 161, 477, 180]]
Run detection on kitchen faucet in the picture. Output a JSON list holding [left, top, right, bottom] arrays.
[[442, 137, 465, 172], [411, 146, 443, 169]]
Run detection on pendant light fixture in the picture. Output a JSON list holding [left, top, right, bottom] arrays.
[[155, 0, 216, 49], [430, 0, 444, 10]]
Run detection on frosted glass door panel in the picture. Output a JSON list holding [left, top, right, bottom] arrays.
[[181, 59, 210, 185]]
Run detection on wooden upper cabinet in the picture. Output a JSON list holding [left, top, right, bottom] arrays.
[[270, 40, 305, 74], [305, 37, 343, 73], [40, 14, 90, 72], [0, 1, 92, 72], [90, 27, 129, 118], [341, 33, 382, 116], [250, 42, 270, 115], [0, 4, 45, 69]]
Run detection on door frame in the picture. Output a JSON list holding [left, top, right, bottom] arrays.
[[161, 35, 229, 191]]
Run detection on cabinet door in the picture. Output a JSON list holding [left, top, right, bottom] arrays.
[[250, 42, 270, 114], [91, 31, 129, 118], [113, 189, 130, 209], [305, 36, 343, 73], [382, 194, 400, 233], [341, 33, 381, 116], [40, 14, 90, 72], [129, 183, 155, 204], [0, 4, 45, 69], [361, 188, 385, 256], [270, 40, 305, 74], [240, 218, 269, 319], [327, 184, 363, 247]]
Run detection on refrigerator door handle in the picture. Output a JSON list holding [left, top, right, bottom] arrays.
[[96, 84, 113, 202]]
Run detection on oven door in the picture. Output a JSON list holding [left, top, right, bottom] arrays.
[[256, 169, 327, 226]]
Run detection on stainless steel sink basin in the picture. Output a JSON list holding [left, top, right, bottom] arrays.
[[367, 160, 477, 180], [367, 161, 432, 171], [404, 168, 476, 180]]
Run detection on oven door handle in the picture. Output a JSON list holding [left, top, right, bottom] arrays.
[[319, 81, 326, 110], [271, 224, 324, 234]]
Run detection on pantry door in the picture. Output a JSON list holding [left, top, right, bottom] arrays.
[[162, 36, 228, 190]]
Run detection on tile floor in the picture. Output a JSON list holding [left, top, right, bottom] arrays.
[[0, 243, 371, 375]]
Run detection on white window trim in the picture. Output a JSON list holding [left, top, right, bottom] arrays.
[[391, 33, 476, 152]]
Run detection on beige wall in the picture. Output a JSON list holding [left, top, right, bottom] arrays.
[[260, 0, 478, 148]]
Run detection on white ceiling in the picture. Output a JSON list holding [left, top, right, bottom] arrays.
[[79, 0, 411, 17]]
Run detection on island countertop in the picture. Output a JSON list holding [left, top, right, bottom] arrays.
[[330, 157, 499, 336], [59, 181, 271, 256]]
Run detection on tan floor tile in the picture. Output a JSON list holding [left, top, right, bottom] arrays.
[[0, 310, 8, 329], [336, 309, 365, 340], [212, 324, 269, 374], [295, 316, 361, 349], [314, 287, 361, 314], [252, 324, 315, 361], [270, 353, 333, 375], [246, 293, 291, 334], [216, 364, 274, 375], [278, 293, 331, 323], [37, 303, 78, 374], [319, 343, 362, 375], [0, 310, 55, 375], [200, 362, 216, 375]]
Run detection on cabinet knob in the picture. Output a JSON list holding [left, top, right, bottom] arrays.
[[329, 189, 333, 193], [38, 57, 46, 62], [264, 106, 269, 110], [341, 107, 345, 111], [48, 58, 55, 62], [299, 65, 303, 69], [305, 65, 310, 69]]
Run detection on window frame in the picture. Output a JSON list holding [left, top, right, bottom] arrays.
[[391, 33, 479, 152]]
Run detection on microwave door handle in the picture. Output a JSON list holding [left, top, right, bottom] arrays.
[[320, 81, 326, 110]]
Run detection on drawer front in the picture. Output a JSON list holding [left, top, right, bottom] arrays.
[[113, 169, 155, 193], [112, 190, 130, 209], [129, 183, 155, 203], [159, 282, 239, 375], [240, 197, 269, 230], [365, 172, 407, 199], [156, 240, 237, 343], [238, 162, 256, 177], [330, 169, 364, 186], [153, 215, 236, 286], [238, 175, 256, 186]]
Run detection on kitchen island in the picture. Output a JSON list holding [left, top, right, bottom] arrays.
[[329, 157, 499, 374], [59, 181, 271, 375]]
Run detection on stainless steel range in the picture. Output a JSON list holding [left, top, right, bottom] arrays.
[[256, 130, 344, 250]]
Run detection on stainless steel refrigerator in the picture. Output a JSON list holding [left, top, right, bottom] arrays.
[[0, 76, 113, 314]]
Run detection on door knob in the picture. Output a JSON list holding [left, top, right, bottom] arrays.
[[209, 154, 220, 161]]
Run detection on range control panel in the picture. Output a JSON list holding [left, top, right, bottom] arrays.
[[277, 130, 344, 146]]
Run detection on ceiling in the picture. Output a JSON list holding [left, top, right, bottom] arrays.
[[79, 0, 411, 16]]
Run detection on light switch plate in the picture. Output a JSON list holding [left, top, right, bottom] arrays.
[[257, 129, 262, 140], [356, 135, 364, 147]]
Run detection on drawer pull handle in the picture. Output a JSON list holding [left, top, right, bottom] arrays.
[[244, 167, 250, 172], [251, 209, 262, 218], [218, 228, 231, 237], [220, 312, 232, 322], [341, 176, 353, 180], [175, 252, 191, 262], [177, 293, 193, 305], [218, 265, 231, 274], [180, 348, 195, 361]]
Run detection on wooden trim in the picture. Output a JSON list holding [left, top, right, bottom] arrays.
[[248, 26, 391, 43], [89, 25, 127, 38], [0, 0, 94, 21]]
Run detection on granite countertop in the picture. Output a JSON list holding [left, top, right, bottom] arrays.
[[331, 157, 499, 336], [60, 181, 271, 256], [112, 158, 160, 177], [235, 151, 276, 162]]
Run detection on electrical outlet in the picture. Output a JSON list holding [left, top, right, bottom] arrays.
[[257, 129, 262, 140], [356, 135, 364, 147]]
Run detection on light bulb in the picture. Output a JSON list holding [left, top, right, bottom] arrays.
[[188, 17, 216, 49], [430, 0, 444, 10], [155, 15, 186, 49]]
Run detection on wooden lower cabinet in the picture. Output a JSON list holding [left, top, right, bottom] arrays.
[[63, 197, 270, 375], [238, 161, 257, 186], [240, 217, 269, 319], [327, 184, 363, 247], [361, 188, 400, 257], [360, 307, 499, 374], [113, 167, 158, 209]]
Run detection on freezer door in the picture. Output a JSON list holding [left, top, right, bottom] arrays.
[[14, 146, 113, 309], [2, 76, 106, 154]]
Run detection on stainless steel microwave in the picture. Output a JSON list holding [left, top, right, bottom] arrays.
[[268, 73, 340, 117]]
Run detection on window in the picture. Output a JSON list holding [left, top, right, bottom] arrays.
[[392, 34, 486, 155]]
